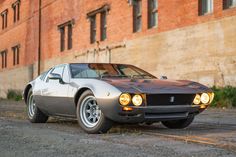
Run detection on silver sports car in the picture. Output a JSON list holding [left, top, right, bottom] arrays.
[[23, 63, 214, 133]]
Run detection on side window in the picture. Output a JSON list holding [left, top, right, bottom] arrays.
[[46, 66, 65, 83], [40, 69, 50, 81], [40, 72, 47, 80], [51, 66, 65, 77]]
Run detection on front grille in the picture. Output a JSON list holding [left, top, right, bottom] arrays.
[[146, 94, 195, 106]]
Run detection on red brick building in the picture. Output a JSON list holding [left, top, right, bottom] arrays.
[[0, 0, 236, 97]]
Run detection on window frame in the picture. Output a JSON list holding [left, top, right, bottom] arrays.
[[223, 0, 236, 9], [133, 0, 142, 33], [100, 11, 107, 41], [59, 27, 65, 52], [12, 0, 21, 23], [69, 63, 157, 79], [58, 20, 74, 52], [87, 4, 110, 43], [148, 0, 158, 29], [199, 0, 214, 16], [1, 9, 8, 30], [68, 24, 73, 50], [12, 44, 20, 66], [90, 15, 96, 44], [1, 50, 7, 69]]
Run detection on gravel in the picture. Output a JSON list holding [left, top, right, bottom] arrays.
[[0, 100, 236, 157]]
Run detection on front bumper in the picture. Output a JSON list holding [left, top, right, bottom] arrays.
[[116, 105, 203, 123], [97, 98, 204, 123]]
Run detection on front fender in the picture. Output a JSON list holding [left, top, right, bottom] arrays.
[[71, 79, 122, 113], [23, 81, 35, 104]]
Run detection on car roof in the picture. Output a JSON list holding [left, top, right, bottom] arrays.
[[69, 63, 133, 66]]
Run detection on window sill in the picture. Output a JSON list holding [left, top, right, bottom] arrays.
[[148, 25, 158, 30], [198, 12, 213, 17], [133, 29, 142, 33], [223, 5, 236, 10], [100, 38, 108, 42]]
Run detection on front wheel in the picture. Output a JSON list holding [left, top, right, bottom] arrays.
[[77, 90, 113, 134], [161, 115, 194, 129], [27, 88, 48, 123]]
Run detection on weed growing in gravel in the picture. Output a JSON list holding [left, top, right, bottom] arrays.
[[7, 90, 22, 101]]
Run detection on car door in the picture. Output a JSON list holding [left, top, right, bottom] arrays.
[[57, 64, 76, 116], [41, 65, 70, 116]]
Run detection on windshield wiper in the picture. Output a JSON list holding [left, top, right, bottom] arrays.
[[132, 74, 152, 79], [100, 74, 131, 79]]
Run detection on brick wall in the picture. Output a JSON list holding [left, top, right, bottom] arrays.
[[38, 0, 236, 61]]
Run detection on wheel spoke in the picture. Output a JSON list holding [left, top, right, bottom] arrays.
[[88, 102, 93, 107], [88, 115, 93, 121], [92, 100, 97, 106], [86, 109, 91, 114], [92, 117, 96, 123], [80, 96, 102, 128]]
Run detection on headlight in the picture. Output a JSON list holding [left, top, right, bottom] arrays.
[[200, 93, 210, 104], [193, 94, 201, 105], [132, 94, 143, 106], [209, 93, 214, 103], [119, 93, 131, 106]]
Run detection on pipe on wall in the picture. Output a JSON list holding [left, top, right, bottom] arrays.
[[38, 0, 42, 75]]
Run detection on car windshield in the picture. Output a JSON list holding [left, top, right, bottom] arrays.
[[70, 64, 156, 79]]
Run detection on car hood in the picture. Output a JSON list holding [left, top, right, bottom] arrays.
[[101, 78, 211, 94]]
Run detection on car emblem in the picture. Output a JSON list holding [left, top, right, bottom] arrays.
[[170, 96, 175, 103]]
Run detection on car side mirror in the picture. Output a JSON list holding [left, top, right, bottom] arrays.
[[48, 73, 62, 80], [48, 73, 66, 84], [160, 76, 168, 80]]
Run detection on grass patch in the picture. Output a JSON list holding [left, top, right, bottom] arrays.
[[211, 86, 236, 108], [7, 90, 22, 101]]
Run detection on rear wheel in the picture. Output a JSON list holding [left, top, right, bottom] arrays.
[[77, 90, 113, 134], [161, 115, 194, 129], [27, 88, 48, 123]]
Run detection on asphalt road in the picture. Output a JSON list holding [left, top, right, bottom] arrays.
[[0, 100, 236, 157]]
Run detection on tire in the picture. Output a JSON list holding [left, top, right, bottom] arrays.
[[161, 115, 194, 129], [77, 90, 113, 134], [27, 88, 48, 123]]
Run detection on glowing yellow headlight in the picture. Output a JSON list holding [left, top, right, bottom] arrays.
[[200, 93, 210, 104], [193, 94, 201, 105], [209, 92, 214, 103], [119, 93, 131, 106], [132, 94, 143, 106]]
